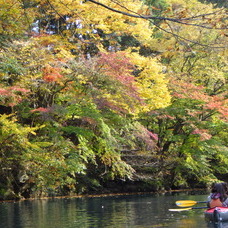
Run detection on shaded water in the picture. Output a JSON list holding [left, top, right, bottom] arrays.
[[1, 191, 228, 228]]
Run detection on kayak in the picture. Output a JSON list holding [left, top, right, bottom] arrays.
[[205, 207, 228, 222]]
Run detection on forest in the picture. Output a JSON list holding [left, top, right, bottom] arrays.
[[0, 0, 227, 200]]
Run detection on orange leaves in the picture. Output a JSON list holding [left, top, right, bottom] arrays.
[[42, 65, 63, 82], [30, 107, 50, 113]]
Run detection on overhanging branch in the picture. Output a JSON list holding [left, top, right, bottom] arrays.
[[88, 0, 227, 30], [87, 0, 227, 48]]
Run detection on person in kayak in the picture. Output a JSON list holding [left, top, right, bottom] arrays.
[[207, 182, 228, 208]]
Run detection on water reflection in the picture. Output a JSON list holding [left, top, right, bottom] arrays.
[[206, 222, 228, 228], [0, 191, 223, 228]]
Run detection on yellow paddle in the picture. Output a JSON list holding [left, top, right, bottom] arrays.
[[169, 206, 208, 212], [176, 200, 207, 207]]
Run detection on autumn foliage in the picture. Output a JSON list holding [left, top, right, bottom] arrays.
[[0, 0, 227, 199]]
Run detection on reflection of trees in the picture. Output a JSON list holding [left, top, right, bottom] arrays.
[[1, 194, 210, 227]]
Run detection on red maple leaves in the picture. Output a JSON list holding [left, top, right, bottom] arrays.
[[0, 86, 30, 106]]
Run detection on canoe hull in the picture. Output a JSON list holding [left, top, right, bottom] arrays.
[[205, 207, 228, 222]]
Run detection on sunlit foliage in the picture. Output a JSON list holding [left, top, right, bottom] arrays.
[[0, 0, 227, 198]]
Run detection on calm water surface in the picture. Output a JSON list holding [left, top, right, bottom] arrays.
[[1, 191, 228, 228]]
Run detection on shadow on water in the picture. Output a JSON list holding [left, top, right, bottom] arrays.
[[1, 190, 225, 228]]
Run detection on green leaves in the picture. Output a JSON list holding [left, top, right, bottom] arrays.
[[0, 0, 226, 198]]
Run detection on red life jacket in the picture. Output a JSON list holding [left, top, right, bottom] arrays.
[[209, 198, 223, 208]]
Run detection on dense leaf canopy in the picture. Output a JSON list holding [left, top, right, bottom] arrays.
[[0, 0, 227, 199]]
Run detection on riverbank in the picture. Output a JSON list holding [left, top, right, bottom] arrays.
[[0, 187, 208, 203]]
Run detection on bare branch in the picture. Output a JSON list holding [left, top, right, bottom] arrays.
[[154, 23, 225, 49], [88, 0, 227, 30], [87, 0, 227, 48]]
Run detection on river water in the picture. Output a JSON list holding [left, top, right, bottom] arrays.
[[1, 191, 228, 228]]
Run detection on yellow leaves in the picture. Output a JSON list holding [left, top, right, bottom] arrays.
[[88, 48, 171, 114], [40, 0, 153, 44], [34, 35, 75, 60], [76, 74, 88, 85], [0, 0, 36, 35], [0, 114, 40, 147], [126, 51, 171, 111], [126, 19, 153, 45]]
